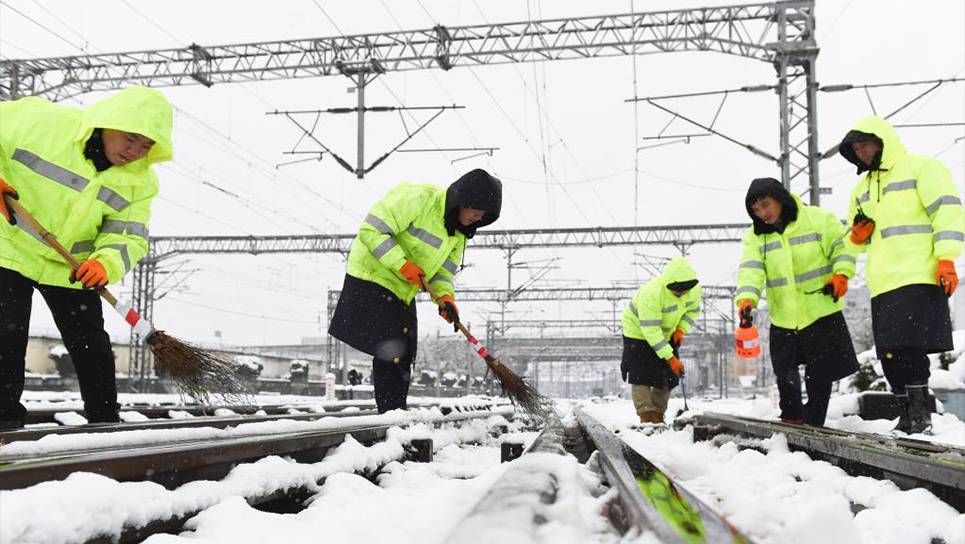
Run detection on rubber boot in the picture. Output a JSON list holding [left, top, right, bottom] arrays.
[[892, 393, 912, 434], [905, 384, 933, 434]]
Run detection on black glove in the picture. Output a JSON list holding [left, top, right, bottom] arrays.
[[438, 295, 460, 332], [739, 302, 754, 328]]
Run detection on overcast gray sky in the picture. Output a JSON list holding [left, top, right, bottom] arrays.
[[2, 0, 962, 348]]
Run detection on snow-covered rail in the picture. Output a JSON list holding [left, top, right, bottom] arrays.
[[575, 409, 754, 543], [1, 408, 380, 444], [0, 408, 506, 492], [691, 412, 965, 511], [453, 410, 755, 542]]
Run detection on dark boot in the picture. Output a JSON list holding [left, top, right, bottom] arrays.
[[0, 418, 24, 431], [892, 393, 912, 434], [905, 384, 933, 434]]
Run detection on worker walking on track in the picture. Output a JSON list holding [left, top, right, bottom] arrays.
[[735, 177, 859, 427], [621, 256, 701, 424], [329, 169, 502, 413], [838, 116, 964, 434], [0, 86, 174, 429]]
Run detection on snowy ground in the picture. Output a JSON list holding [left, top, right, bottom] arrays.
[[579, 397, 964, 544], [1, 393, 963, 544]]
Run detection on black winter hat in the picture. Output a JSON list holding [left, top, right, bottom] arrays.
[[838, 130, 883, 174], [667, 278, 699, 292], [744, 177, 798, 235], [444, 169, 502, 238]]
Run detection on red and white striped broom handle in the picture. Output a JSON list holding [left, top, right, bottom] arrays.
[[418, 275, 492, 361]]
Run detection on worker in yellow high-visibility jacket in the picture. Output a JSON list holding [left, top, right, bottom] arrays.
[[838, 116, 964, 434], [735, 177, 859, 426], [0, 87, 174, 429], [329, 169, 502, 413], [621, 257, 701, 424]]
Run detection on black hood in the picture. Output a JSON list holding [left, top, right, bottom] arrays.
[[83, 128, 113, 172], [838, 130, 883, 174], [444, 169, 502, 238], [744, 177, 798, 235]]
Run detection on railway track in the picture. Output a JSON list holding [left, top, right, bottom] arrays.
[[1, 405, 515, 544], [688, 412, 965, 511], [4, 402, 960, 544]]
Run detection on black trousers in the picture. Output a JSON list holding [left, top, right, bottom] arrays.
[[0, 266, 119, 425], [877, 346, 930, 394], [371, 301, 418, 414]]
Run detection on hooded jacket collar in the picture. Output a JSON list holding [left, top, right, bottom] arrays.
[[659, 257, 699, 292], [837, 116, 905, 174], [744, 177, 799, 235], [78, 86, 174, 174], [444, 169, 502, 238]]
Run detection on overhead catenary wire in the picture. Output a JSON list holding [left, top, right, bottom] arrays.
[[0, 1, 89, 54]]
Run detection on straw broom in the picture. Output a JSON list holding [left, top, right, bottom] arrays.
[[419, 276, 551, 417], [4, 195, 249, 405]]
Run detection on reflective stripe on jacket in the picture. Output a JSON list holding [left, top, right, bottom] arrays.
[[0, 87, 173, 287], [347, 183, 466, 303], [622, 257, 701, 360], [844, 116, 964, 297], [735, 194, 856, 330]]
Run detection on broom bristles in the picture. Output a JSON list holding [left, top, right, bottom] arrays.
[[149, 331, 253, 407], [486, 356, 553, 419]]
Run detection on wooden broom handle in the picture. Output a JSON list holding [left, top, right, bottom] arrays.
[[4, 194, 119, 306]]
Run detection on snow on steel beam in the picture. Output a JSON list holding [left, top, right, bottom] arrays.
[[0, 1, 814, 100]]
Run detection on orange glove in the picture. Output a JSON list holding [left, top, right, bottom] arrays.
[[399, 260, 426, 287], [671, 328, 685, 347], [823, 274, 849, 302], [667, 356, 684, 377], [438, 294, 460, 331], [0, 177, 18, 225], [738, 299, 754, 327], [850, 217, 875, 245], [69, 259, 108, 289], [937, 259, 958, 296]]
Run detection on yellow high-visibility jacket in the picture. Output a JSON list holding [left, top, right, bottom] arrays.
[[735, 194, 857, 330], [622, 257, 701, 360], [842, 116, 964, 297], [0, 86, 173, 287], [347, 183, 465, 303]]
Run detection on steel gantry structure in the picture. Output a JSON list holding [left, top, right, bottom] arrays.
[[130, 225, 744, 385], [149, 223, 750, 258], [1, 0, 819, 193], [0, 0, 820, 384]]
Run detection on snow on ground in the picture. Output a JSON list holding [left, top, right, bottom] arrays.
[[0, 413, 534, 544], [580, 398, 964, 544], [141, 446, 619, 544]]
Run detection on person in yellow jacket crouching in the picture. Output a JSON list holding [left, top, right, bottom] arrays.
[[736, 177, 859, 427], [838, 116, 964, 434], [329, 170, 502, 413], [0, 86, 174, 429], [621, 257, 700, 424]]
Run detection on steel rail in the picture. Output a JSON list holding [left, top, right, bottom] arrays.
[[576, 408, 753, 543], [1, 408, 381, 444], [0, 410, 508, 491], [692, 412, 965, 511]]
